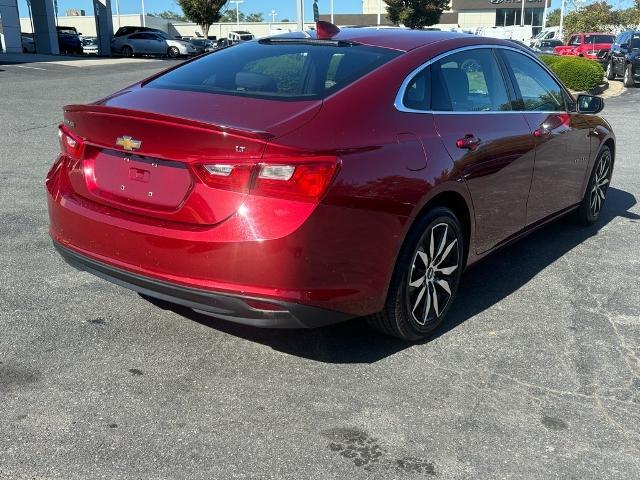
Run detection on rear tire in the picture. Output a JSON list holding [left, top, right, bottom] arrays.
[[576, 146, 612, 225], [167, 46, 180, 59], [367, 207, 464, 341], [121, 45, 133, 58], [623, 63, 635, 87], [605, 60, 616, 80]]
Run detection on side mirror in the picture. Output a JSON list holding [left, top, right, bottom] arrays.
[[620, 43, 629, 49], [78, 32, 82, 36], [577, 94, 604, 114]]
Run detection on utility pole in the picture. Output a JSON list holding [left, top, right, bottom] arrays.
[[141, 0, 145, 27], [377, 0, 381, 26], [296, 0, 304, 31], [270, 9, 277, 24], [520, 0, 525, 27], [230, 0, 245, 27], [559, 0, 565, 39], [330, 0, 334, 24]]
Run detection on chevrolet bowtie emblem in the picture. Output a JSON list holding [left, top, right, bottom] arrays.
[[116, 136, 142, 151]]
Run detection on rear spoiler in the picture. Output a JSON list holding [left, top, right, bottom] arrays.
[[63, 104, 275, 141]]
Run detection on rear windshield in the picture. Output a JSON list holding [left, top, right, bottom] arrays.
[[584, 35, 615, 44], [145, 41, 400, 101]]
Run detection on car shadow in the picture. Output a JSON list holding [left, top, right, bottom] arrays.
[[158, 187, 638, 364]]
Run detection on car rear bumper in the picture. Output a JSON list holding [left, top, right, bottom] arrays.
[[54, 241, 352, 328], [47, 154, 406, 319]]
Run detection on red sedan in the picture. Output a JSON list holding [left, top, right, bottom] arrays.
[[47, 27, 615, 340]]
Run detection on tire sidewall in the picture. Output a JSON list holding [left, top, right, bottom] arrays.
[[168, 47, 179, 58], [624, 64, 635, 87], [580, 146, 612, 224], [390, 207, 465, 340]]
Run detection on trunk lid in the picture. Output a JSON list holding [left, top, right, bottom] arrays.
[[62, 89, 322, 225]]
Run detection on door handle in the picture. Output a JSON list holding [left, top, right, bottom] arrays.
[[455, 134, 481, 150]]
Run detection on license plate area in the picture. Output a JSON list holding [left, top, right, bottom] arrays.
[[87, 149, 193, 210]]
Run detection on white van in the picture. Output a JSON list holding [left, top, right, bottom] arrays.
[[228, 31, 255, 43], [477, 25, 534, 44], [529, 27, 561, 47]]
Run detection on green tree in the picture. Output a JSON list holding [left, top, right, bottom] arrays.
[[281, 18, 290, 22], [384, 0, 449, 29], [221, 9, 245, 22], [563, 2, 620, 38], [177, 0, 228, 38], [546, 8, 560, 27], [245, 12, 264, 22], [149, 10, 188, 21]]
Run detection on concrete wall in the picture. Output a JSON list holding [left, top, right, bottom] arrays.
[[169, 21, 312, 39], [19, 14, 169, 36], [458, 10, 496, 29]]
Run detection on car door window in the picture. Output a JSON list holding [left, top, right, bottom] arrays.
[[129, 33, 146, 40], [501, 50, 565, 112], [631, 34, 640, 49], [569, 35, 581, 46], [431, 48, 511, 112]]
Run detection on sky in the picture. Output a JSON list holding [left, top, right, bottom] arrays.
[[15, 0, 637, 26]]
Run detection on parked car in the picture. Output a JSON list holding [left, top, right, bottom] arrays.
[[114, 26, 168, 38], [111, 32, 197, 58], [605, 30, 639, 87], [57, 26, 83, 54], [21, 34, 35, 53], [189, 38, 215, 54], [532, 39, 563, 54], [48, 28, 614, 341], [82, 36, 98, 55], [553, 32, 615, 61]]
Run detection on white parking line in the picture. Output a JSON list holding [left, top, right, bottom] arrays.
[[3, 64, 46, 70]]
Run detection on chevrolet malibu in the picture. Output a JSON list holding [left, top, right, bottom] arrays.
[[47, 26, 615, 340]]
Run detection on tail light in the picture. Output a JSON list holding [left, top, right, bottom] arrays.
[[193, 157, 339, 203], [58, 124, 85, 159], [193, 163, 254, 193]]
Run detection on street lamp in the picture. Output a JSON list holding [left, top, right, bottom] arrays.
[[230, 0, 245, 27], [141, 0, 146, 27], [270, 9, 278, 24], [331, 0, 334, 24]]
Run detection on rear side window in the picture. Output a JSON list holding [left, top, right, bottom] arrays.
[[501, 50, 565, 112], [631, 34, 640, 49], [146, 41, 400, 100], [402, 66, 430, 110], [584, 35, 615, 44], [431, 48, 511, 112]]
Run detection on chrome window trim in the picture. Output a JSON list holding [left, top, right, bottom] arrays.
[[394, 44, 572, 115]]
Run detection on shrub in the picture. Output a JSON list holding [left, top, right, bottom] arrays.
[[539, 55, 604, 92]]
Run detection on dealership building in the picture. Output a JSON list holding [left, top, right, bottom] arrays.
[[341, 0, 550, 33]]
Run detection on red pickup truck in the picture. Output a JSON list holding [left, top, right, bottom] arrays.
[[553, 32, 616, 60]]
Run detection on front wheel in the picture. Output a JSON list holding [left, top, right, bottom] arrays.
[[623, 63, 635, 88], [576, 146, 612, 225], [367, 207, 464, 341], [121, 45, 133, 58], [606, 60, 616, 80], [167, 46, 180, 58]]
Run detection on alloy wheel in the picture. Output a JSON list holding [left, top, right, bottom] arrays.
[[590, 149, 611, 217], [407, 222, 460, 326]]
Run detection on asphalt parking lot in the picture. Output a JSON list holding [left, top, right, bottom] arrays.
[[1, 58, 639, 479]]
